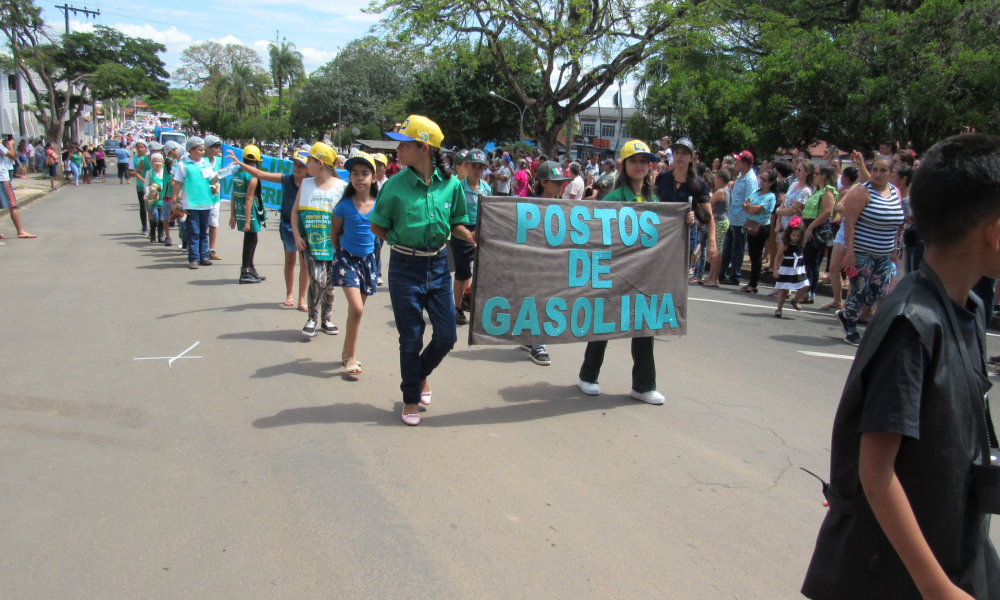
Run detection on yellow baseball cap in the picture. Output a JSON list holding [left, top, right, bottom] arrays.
[[372, 153, 388, 165], [386, 115, 444, 148], [292, 150, 309, 166], [243, 144, 262, 162], [305, 142, 338, 167], [620, 139, 658, 164], [344, 151, 376, 174]]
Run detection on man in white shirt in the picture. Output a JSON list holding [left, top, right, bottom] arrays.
[[493, 158, 512, 196], [561, 162, 585, 200], [0, 137, 36, 239]]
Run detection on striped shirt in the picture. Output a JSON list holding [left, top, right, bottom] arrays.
[[853, 182, 904, 255]]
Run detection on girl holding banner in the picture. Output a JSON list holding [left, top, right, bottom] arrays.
[[370, 115, 476, 426], [229, 145, 266, 285], [292, 142, 348, 337], [577, 139, 696, 405]]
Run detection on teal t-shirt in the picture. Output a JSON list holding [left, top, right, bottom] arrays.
[[179, 157, 215, 209], [146, 169, 165, 209], [232, 171, 261, 233], [134, 155, 151, 191], [460, 178, 490, 226]]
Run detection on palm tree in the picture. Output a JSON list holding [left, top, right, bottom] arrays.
[[220, 62, 268, 117], [268, 39, 304, 119]]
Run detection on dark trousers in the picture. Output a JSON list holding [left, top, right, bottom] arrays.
[[746, 225, 770, 288], [241, 231, 258, 269], [904, 239, 924, 275], [185, 208, 211, 263], [720, 225, 746, 282], [579, 337, 655, 393], [388, 250, 457, 405], [117, 162, 128, 182], [136, 189, 148, 230], [802, 219, 828, 295]]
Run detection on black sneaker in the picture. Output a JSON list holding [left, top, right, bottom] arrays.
[[455, 309, 468, 325], [845, 332, 862, 346], [835, 309, 851, 336], [302, 319, 317, 337], [321, 321, 339, 335], [239, 269, 261, 284], [461, 289, 472, 312], [528, 345, 551, 366]]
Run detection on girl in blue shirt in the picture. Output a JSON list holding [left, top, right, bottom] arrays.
[[331, 152, 379, 375], [741, 169, 779, 293]]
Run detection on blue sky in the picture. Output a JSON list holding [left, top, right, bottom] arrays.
[[36, 0, 636, 106]]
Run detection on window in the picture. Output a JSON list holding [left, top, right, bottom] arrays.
[[601, 124, 616, 138], [582, 123, 595, 137]]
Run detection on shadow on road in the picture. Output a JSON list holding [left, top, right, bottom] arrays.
[[449, 347, 528, 364], [769, 334, 844, 347], [251, 357, 344, 379], [252, 382, 627, 429], [158, 302, 290, 319], [218, 328, 308, 343]]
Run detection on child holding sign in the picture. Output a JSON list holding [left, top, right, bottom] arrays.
[[331, 152, 380, 375], [292, 142, 348, 337], [453, 148, 491, 326], [577, 139, 695, 405]]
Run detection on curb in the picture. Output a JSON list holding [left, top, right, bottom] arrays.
[[0, 183, 64, 219]]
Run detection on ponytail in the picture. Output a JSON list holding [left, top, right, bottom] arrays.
[[430, 147, 452, 181]]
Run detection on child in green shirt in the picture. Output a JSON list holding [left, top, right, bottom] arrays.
[[229, 145, 265, 284]]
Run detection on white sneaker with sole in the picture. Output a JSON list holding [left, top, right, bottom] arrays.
[[577, 379, 600, 396], [630, 389, 665, 405]]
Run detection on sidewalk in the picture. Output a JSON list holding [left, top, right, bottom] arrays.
[[1, 173, 68, 218]]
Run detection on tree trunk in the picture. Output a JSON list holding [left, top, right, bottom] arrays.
[[14, 70, 26, 138], [277, 84, 283, 120]]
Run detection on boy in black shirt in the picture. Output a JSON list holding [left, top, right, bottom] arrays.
[[802, 134, 1000, 600]]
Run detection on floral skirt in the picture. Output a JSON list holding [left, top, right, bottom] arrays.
[[333, 246, 378, 296]]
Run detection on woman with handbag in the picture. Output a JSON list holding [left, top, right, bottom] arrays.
[[740, 170, 779, 293], [835, 155, 905, 346], [801, 165, 839, 303]]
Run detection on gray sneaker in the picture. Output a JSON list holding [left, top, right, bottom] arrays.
[[302, 319, 317, 337]]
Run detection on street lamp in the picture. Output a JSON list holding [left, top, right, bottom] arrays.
[[489, 90, 526, 148]]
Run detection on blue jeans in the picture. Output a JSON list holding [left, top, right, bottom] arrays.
[[185, 208, 211, 262], [69, 162, 80, 185], [388, 249, 457, 405], [720, 224, 746, 282]]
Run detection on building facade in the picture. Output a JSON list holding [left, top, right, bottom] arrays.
[[1, 69, 45, 139], [573, 106, 637, 161]]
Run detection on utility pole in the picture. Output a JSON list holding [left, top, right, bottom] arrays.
[[54, 4, 101, 34]]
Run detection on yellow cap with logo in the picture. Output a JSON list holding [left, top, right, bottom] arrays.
[[344, 151, 377, 174], [619, 139, 658, 164], [292, 150, 309, 166], [386, 115, 444, 148], [372, 153, 388, 165], [305, 142, 338, 167], [243, 144, 262, 162]]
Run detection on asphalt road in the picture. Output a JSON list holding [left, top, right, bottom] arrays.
[[2, 181, 998, 599]]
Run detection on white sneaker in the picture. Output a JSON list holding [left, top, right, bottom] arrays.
[[630, 389, 665, 405], [577, 379, 600, 396]]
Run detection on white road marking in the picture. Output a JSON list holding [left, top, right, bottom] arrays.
[[690, 296, 827, 315], [134, 341, 202, 368], [799, 351, 855, 360]]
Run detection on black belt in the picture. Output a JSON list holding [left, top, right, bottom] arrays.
[[391, 243, 447, 257]]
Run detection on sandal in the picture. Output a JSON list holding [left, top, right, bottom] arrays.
[[820, 303, 842, 311], [740, 285, 758, 294], [343, 356, 363, 375], [701, 282, 719, 288], [298, 304, 308, 312], [767, 290, 780, 298], [774, 309, 782, 318], [688, 277, 702, 284], [790, 300, 802, 311], [283, 299, 295, 307]]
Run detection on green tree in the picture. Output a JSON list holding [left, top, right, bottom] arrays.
[[370, 0, 707, 154], [268, 39, 304, 120], [405, 42, 541, 148], [218, 62, 269, 117], [291, 37, 419, 140], [173, 41, 260, 88]]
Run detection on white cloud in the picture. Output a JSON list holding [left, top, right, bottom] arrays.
[[212, 34, 243, 46], [115, 23, 195, 49]]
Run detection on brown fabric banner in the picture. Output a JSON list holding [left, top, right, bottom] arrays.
[[469, 197, 689, 346]]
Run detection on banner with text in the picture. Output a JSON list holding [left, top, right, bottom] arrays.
[[469, 197, 689, 346], [219, 144, 289, 210]]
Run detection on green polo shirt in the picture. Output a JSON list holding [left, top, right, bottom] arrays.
[[133, 155, 151, 191], [369, 168, 468, 247], [601, 185, 654, 203]]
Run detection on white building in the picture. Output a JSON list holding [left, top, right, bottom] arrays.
[[573, 106, 638, 160], [1, 68, 45, 139]]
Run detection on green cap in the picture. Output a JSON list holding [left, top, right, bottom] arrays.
[[454, 149, 470, 165], [535, 161, 569, 182], [466, 149, 487, 165]]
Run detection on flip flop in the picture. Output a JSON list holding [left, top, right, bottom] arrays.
[[282, 299, 294, 307], [298, 304, 308, 312], [701, 282, 719, 288], [820, 303, 842, 311], [17, 233, 37, 239]]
